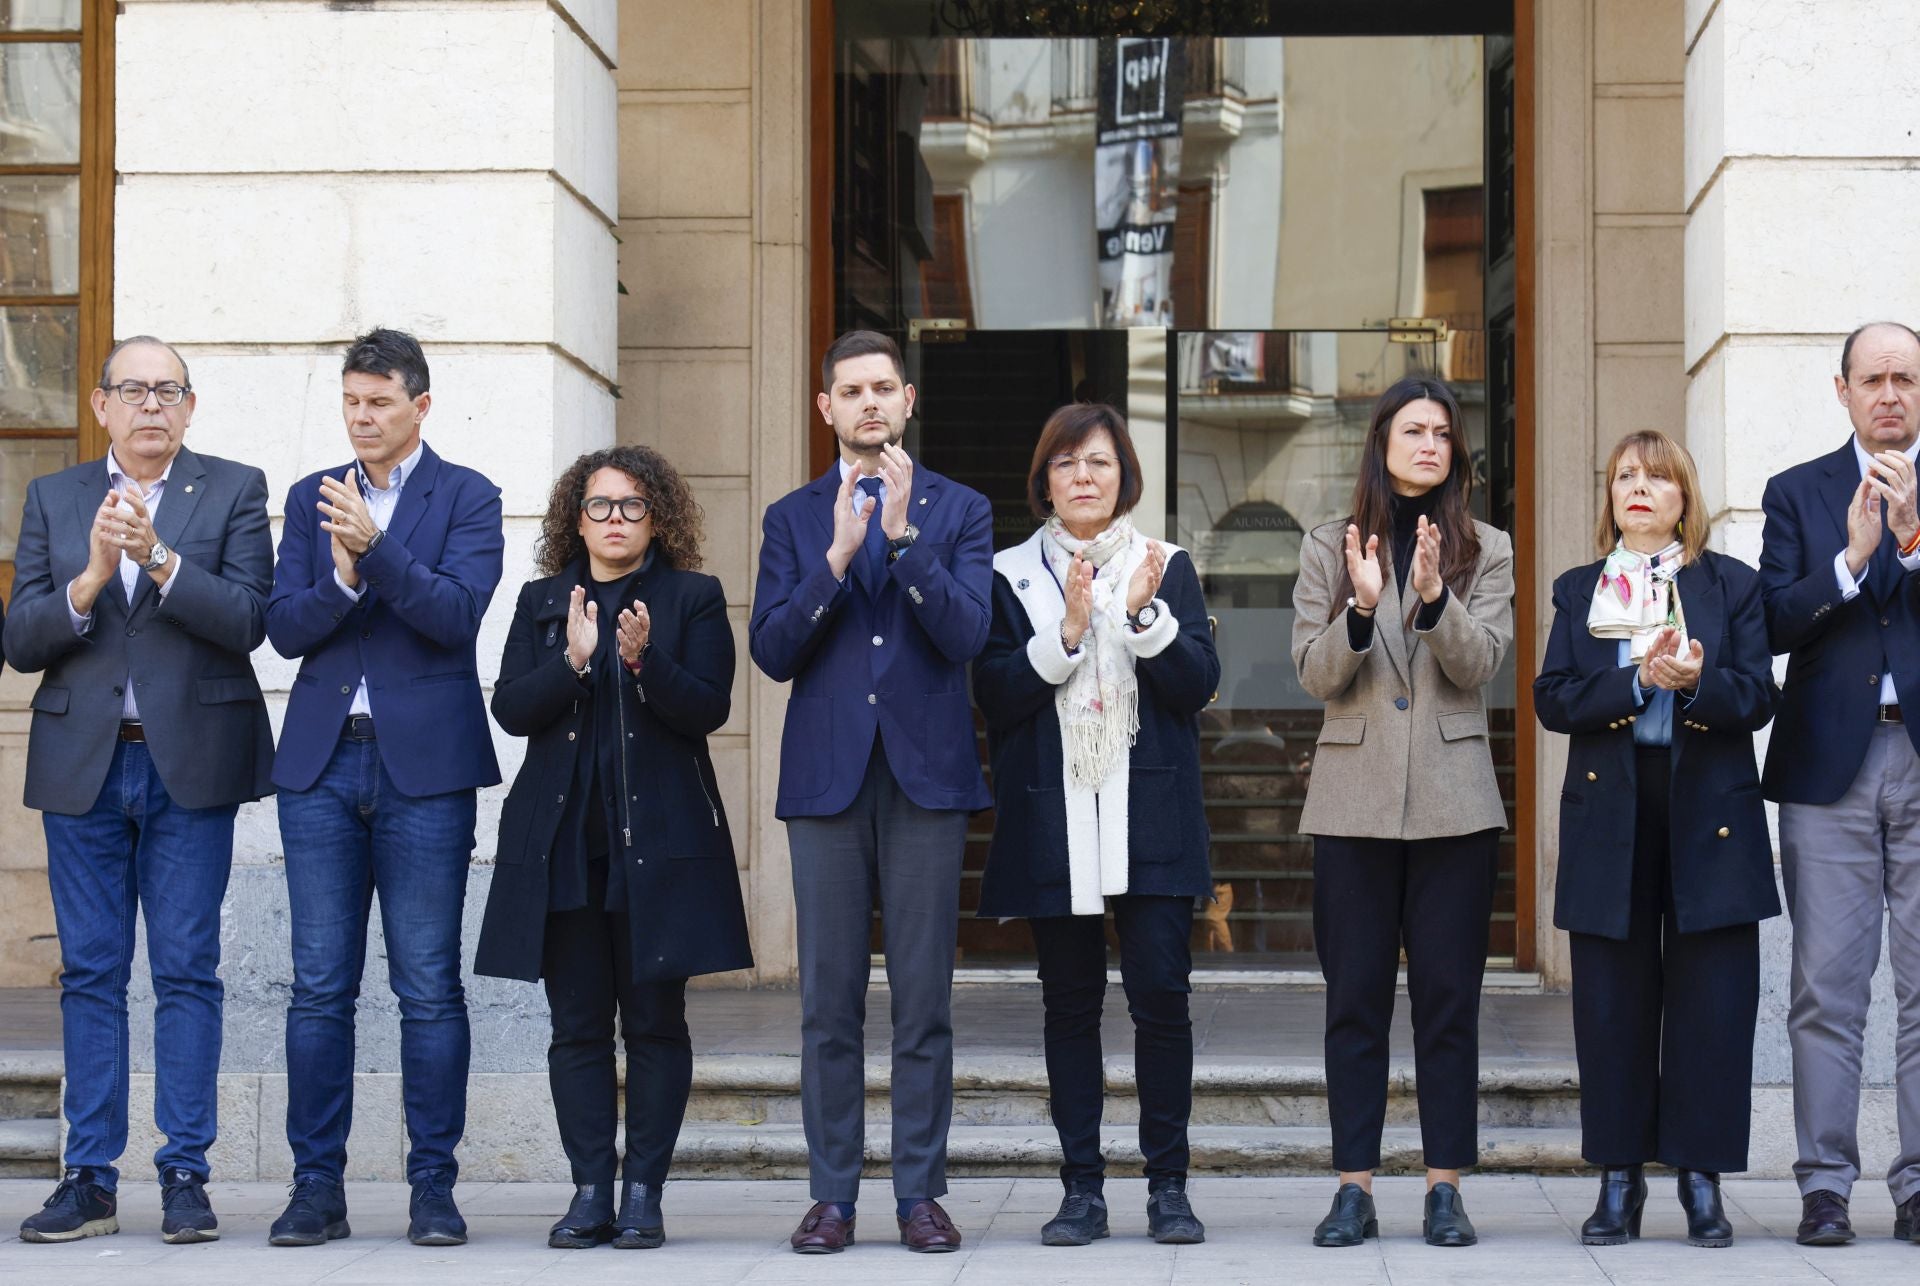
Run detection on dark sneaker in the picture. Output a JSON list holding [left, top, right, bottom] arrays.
[[1897, 1191, 1920, 1243], [1146, 1178, 1206, 1244], [548, 1183, 614, 1249], [160, 1168, 219, 1244], [408, 1171, 468, 1247], [611, 1180, 664, 1250], [268, 1175, 350, 1246], [1040, 1188, 1109, 1246], [19, 1168, 118, 1243]]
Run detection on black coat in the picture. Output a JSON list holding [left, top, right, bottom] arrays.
[[474, 559, 753, 983], [971, 539, 1220, 919], [1533, 550, 1782, 940]]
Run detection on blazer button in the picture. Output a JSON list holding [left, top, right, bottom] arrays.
[[1626, 715, 1636, 723], [1586, 771, 1597, 782], [1717, 826, 1730, 838], [1884, 617, 1892, 627], [867, 693, 877, 705], [556, 794, 565, 804], [872, 635, 884, 646], [567, 731, 576, 741], [340, 685, 351, 695], [1393, 697, 1408, 710], [1871, 674, 1880, 685]]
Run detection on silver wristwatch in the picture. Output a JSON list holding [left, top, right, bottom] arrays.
[[141, 539, 171, 573]]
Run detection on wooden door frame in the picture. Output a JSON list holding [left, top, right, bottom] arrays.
[[804, 1, 1541, 971]]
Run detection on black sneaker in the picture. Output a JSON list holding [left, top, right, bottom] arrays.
[[408, 1170, 468, 1247], [160, 1168, 219, 1244], [611, 1180, 664, 1249], [1040, 1187, 1110, 1246], [1146, 1177, 1206, 1244], [19, 1168, 118, 1243], [268, 1175, 350, 1246], [549, 1183, 615, 1249]]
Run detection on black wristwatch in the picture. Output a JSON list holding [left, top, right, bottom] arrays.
[[1127, 603, 1159, 632], [886, 524, 920, 562]]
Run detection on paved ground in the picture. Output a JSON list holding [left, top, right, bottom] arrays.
[[2, 1176, 1913, 1284]]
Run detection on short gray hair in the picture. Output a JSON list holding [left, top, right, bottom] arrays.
[[99, 335, 192, 390]]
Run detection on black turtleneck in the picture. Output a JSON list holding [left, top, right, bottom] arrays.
[[1345, 488, 1451, 652]]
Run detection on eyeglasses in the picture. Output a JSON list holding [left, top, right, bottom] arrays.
[[582, 496, 651, 523], [1047, 453, 1119, 479], [103, 380, 190, 407]]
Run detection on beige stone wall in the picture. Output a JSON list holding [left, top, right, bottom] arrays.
[[617, 0, 809, 982]]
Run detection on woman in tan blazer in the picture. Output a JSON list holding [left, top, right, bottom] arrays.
[[1289, 375, 1514, 1249]]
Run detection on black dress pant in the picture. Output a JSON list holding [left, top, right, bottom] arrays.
[[1568, 744, 1759, 1172], [542, 899, 692, 1186], [1313, 829, 1500, 1172], [1029, 895, 1194, 1189]]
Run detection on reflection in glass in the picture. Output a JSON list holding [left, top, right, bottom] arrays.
[[0, 305, 79, 427], [0, 175, 80, 295], [0, 438, 78, 560], [0, 2, 81, 31], [0, 42, 82, 165]]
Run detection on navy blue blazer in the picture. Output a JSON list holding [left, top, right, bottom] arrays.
[[749, 462, 994, 818], [1534, 551, 1780, 939], [971, 541, 1219, 919], [1759, 438, 1920, 803], [267, 442, 505, 796]]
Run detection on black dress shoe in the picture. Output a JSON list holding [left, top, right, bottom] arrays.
[[1146, 1177, 1205, 1244], [1040, 1187, 1109, 1246], [1423, 1182, 1478, 1247], [160, 1168, 219, 1244], [1797, 1189, 1854, 1246], [1677, 1169, 1732, 1247], [19, 1168, 118, 1243], [268, 1175, 349, 1247], [612, 1180, 664, 1249], [1897, 1191, 1920, 1243], [408, 1171, 467, 1247], [1313, 1183, 1378, 1247], [1580, 1165, 1646, 1246], [548, 1183, 614, 1249]]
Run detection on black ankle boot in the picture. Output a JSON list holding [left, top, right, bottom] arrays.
[[1579, 1165, 1646, 1246], [548, 1184, 614, 1249], [1677, 1169, 1732, 1248], [612, 1181, 664, 1249]]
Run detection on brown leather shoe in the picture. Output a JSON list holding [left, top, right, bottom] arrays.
[[897, 1199, 962, 1253], [790, 1202, 855, 1253], [1797, 1190, 1854, 1246]]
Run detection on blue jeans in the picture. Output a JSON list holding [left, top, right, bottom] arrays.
[[279, 735, 476, 1185], [44, 741, 237, 1190]]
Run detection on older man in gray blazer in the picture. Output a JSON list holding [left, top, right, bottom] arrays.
[[4, 336, 273, 1248]]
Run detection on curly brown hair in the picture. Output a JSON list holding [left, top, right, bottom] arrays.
[[534, 444, 705, 576]]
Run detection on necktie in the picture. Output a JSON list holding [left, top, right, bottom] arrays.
[[857, 476, 887, 590], [1871, 496, 1900, 603]]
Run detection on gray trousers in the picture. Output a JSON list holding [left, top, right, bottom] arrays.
[[785, 744, 968, 1203], [1780, 724, 1920, 1204]]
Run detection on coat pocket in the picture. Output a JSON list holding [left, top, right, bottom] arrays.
[[1437, 710, 1488, 741], [198, 676, 258, 705], [1316, 715, 1365, 745], [30, 686, 69, 715]]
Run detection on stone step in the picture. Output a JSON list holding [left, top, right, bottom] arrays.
[[0, 1116, 59, 1179], [667, 1122, 1589, 1179], [0, 1051, 62, 1121], [684, 1055, 1582, 1130]]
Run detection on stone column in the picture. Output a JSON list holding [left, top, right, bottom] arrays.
[[1684, 0, 1920, 1169]]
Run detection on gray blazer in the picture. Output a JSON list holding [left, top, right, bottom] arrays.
[[1290, 517, 1514, 840], [3, 447, 275, 815]]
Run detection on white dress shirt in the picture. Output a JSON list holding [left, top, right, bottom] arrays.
[[333, 439, 426, 717], [66, 449, 183, 721], [834, 456, 889, 585], [1831, 434, 1920, 705]]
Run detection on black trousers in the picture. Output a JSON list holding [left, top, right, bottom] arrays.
[[1029, 894, 1194, 1188], [542, 901, 692, 1186], [1313, 829, 1499, 1172], [1569, 745, 1759, 1172]]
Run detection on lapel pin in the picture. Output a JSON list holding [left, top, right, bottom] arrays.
[[1017, 578, 1029, 590], [919, 497, 927, 505], [184, 485, 194, 493]]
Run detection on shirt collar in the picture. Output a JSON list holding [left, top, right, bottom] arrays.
[[837, 457, 884, 491], [105, 447, 175, 495], [1851, 433, 1920, 477], [360, 438, 427, 496]]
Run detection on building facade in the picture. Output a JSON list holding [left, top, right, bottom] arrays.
[[0, 0, 1915, 1175]]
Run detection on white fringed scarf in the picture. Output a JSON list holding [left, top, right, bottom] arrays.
[[1041, 514, 1143, 789], [1588, 539, 1687, 659]]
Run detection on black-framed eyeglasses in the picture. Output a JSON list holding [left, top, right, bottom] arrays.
[[102, 380, 190, 407], [582, 496, 651, 523]]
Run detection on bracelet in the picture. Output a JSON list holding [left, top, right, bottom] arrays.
[[1902, 527, 1920, 558], [1347, 595, 1375, 618], [1060, 627, 1081, 655], [567, 651, 591, 679]]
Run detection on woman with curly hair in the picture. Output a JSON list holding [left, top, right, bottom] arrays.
[[474, 445, 751, 1250]]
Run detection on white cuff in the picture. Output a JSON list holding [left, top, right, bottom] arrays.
[[65, 582, 93, 635], [1902, 547, 1920, 574], [156, 555, 181, 598], [1121, 598, 1179, 659], [1834, 549, 1862, 602], [1026, 627, 1086, 685], [333, 567, 365, 602]]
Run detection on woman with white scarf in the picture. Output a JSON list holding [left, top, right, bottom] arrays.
[[973, 403, 1220, 1250], [1535, 429, 1778, 1249]]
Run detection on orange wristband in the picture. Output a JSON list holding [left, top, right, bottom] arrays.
[[1903, 527, 1920, 558]]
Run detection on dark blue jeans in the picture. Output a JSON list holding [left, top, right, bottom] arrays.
[[44, 741, 237, 1190], [279, 735, 476, 1185]]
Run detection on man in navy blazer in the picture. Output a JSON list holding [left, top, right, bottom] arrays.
[[263, 329, 503, 1250], [751, 330, 992, 1254], [1759, 321, 1920, 1247]]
